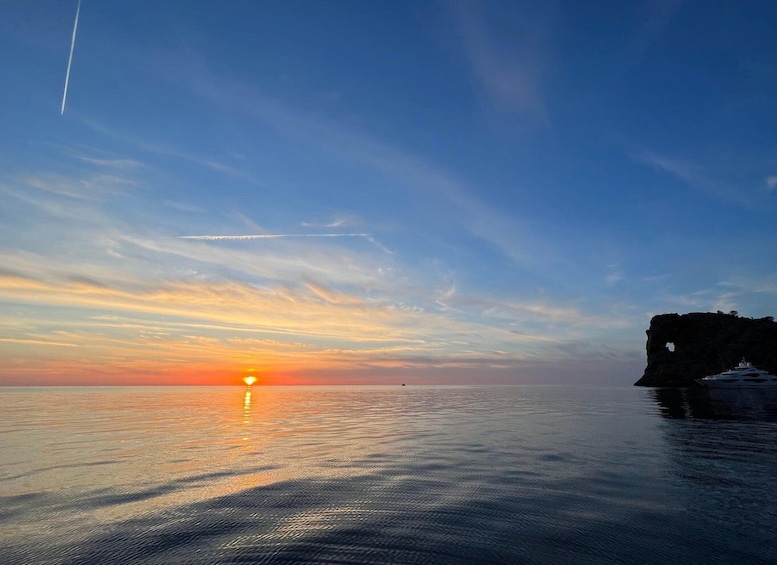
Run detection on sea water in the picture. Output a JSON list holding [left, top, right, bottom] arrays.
[[1, 385, 776, 564]]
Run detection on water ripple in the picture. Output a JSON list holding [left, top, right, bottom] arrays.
[[2, 386, 777, 564]]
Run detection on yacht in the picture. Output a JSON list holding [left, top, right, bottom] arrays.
[[695, 359, 777, 388]]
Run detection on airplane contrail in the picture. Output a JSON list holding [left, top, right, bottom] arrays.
[[179, 233, 372, 240], [61, 0, 81, 116]]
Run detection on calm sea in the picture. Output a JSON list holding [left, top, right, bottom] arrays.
[[2, 385, 777, 564]]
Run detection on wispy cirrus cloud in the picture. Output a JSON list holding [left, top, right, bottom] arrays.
[[178, 233, 372, 240], [450, 0, 552, 120], [1, 269, 549, 381], [301, 218, 348, 228], [0, 271, 434, 344], [654, 276, 777, 319], [0, 250, 636, 382], [80, 118, 264, 187], [631, 146, 768, 206], [75, 156, 144, 170], [157, 48, 561, 274], [1, 159, 631, 369], [301, 216, 356, 229], [11, 171, 134, 200], [163, 200, 204, 213], [0, 337, 78, 347], [632, 147, 707, 188]]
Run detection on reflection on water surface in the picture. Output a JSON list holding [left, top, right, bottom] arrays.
[[1, 385, 776, 564], [651, 387, 777, 421]]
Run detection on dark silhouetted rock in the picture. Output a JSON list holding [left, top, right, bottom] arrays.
[[635, 312, 777, 387]]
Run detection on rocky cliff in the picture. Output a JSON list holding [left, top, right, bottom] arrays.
[[635, 312, 777, 387]]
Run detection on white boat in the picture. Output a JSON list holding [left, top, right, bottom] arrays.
[[695, 359, 777, 388]]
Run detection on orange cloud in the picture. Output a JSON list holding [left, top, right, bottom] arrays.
[[0, 264, 627, 385]]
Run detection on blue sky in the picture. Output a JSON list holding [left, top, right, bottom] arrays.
[[1, 0, 776, 385]]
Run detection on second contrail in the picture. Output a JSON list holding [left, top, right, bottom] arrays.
[[61, 0, 81, 115]]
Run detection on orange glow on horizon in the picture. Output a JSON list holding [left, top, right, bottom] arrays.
[[0, 271, 516, 386]]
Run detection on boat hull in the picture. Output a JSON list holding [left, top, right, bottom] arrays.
[[695, 378, 777, 388]]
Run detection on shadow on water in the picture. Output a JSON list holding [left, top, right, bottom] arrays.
[[8, 471, 771, 565], [5, 387, 777, 564], [647, 385, 777, 564], [650, 387, 777, 422]]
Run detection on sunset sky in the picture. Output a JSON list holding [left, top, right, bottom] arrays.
[[2, 1, 776, 385]]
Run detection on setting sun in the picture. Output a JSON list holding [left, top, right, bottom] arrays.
[[243, 376, 257, 386]]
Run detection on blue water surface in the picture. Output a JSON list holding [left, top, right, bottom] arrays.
[[1, 385, 776, 564]]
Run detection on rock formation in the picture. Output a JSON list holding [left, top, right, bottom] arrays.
[[635, 312, 777, 387]]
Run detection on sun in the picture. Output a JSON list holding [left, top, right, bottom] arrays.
[[243, 376, 257, 386]]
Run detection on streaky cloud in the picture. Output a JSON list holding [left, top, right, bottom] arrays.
[[0, 337, 78, 347], [302, 219, 346, 228], [451, 0, 550, 119], [162, 54, 560, 271], [630, 145, 754, 206], [178, 233, 371, 240]]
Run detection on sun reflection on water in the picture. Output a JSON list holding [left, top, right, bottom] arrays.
[[243, 389, 252, 433]]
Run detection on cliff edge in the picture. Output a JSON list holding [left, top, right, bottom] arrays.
[[635, 312, 777, 387]]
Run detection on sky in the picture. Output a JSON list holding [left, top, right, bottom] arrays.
[[1, 0, 776, 386]]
